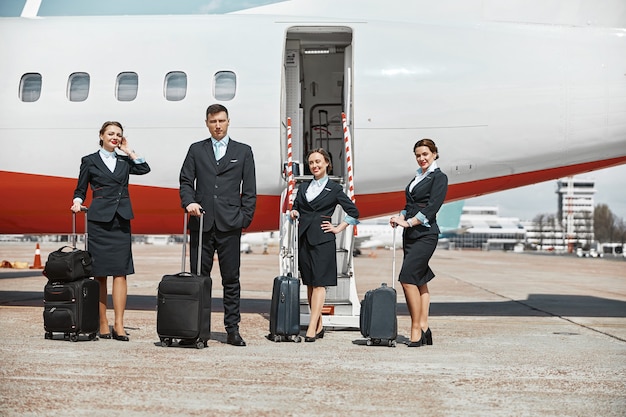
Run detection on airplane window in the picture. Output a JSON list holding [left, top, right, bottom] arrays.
[[164, 71, 187, 101], [214, 71, 236, 101], [116, 72, 138, 101], [19, 73, 42, 102], [68, 72, 90, 102]]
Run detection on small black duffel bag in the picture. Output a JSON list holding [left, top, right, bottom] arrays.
[[43, 246, 93, 282]]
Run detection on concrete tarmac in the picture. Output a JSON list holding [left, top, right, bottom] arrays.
[[0, 242, 625, 416]]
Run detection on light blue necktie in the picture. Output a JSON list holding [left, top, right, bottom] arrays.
[[214, 141, 226, 160]]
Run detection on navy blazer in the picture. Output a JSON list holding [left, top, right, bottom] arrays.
[[73, 151, 151, 223], [293, 179, 359, 246], [403, 168, 448, 239], [179, 138, 257, 232]]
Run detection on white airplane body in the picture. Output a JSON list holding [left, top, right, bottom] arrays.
[[1, 0, 626, 235], [355, 224, 404, 250]]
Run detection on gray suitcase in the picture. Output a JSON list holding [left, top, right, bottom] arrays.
[[268, 218, 301, 342], [359, 226, 398, 347]]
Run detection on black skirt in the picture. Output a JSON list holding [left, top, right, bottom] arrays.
[[398, 234, 437, 286], [87, 214, 134, 277], [298, 236, 337, 287]]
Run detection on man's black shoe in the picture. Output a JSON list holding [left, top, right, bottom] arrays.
[[226, 332, 246, 346]]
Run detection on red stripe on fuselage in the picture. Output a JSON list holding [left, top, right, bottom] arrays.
[[0, 171, 279, 234], [1, 156, 624, 234]]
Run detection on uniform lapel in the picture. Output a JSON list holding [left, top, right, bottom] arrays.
[[111, 155, 127, 183], [91, 152, 119, 181], [408, 170, 436, 199], [307, 180, 333, 210]]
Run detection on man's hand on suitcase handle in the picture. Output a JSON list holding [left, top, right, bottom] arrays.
[[186, 203, 204, 217]]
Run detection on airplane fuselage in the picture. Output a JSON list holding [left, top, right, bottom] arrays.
[[1, 4, 625, 233]]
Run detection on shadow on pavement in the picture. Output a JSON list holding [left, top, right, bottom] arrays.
[[2, 291, 625, 318]]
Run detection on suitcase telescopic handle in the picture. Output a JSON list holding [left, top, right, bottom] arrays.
[[71, 207, 89, 250], [292, 217, 299, 278], [181, 209, 205, 273], [391, 225, 397, 289]]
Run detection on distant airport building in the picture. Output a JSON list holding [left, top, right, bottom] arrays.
[[523, 176, 596, 253], [447, 206, 526, 251], [557, 177, 596, 252], [523, 219, 566, 252]]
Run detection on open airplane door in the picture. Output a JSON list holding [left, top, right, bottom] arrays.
[[280, 26, 360, 329]]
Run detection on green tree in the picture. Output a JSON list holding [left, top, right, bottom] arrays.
[[615, 218, 626, 244], [594, 204, 615, 243], [533, 213, 546, 250]]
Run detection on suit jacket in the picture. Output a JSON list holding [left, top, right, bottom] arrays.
[[293, 179, 359, 246], [73, 151, 151, 223], [179, 138, 257, 232], [403, 168, 448, 240]]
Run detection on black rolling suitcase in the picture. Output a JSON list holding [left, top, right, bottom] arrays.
[[267, 217, 301, 342], [359, 226, 398, 347], [44, 278, 99, 341], [43, 210, 99, 342], [157, 212, 212, 349]]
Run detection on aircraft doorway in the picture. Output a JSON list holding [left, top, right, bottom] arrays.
[[280, 27, 360, 329], [282, 26, 353, 179]]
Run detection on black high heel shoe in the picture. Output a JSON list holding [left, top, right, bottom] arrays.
[[407, 330, 425, 347], [112, 329, 129, 342], [304, 336, 316, 343], [315, 328, 325, 339], [423, 328, 432, 346], [99, 325, 111, 339]]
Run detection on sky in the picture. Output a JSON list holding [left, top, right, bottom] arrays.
[[0, 0, 281, 16], [465, 164, 626, 222]]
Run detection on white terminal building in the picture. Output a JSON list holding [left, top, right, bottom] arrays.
[[449, 177, 596, 252], [447, 206, 526, 251], [557, 177, 596, 251]]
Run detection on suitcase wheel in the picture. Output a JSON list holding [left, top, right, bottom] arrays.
[[388, 340, 396, 347], [88, 333, 97, 341], [195, 340, 206, 349], [44, 332, 53, 340], [293, 336, 302, 343], [368, 338, 383, 346], [267, 334, 281, 342], [160, 338, 172, 347], [69, 333, 79, 342]]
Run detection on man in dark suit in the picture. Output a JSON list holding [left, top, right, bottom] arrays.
[[179, 104, 257, 346]]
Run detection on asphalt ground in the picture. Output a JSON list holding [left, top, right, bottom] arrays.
[[0, 242, 625, 416]]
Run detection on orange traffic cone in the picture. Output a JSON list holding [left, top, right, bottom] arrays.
[[29, 243, 44, 269]]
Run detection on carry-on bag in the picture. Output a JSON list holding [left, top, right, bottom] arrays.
[[43, 209, 92, 282], [43, 209, 99, 342], [267, 216, 301, 342], [359, 226, 398, 347], [157, 211, 212, 349]]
